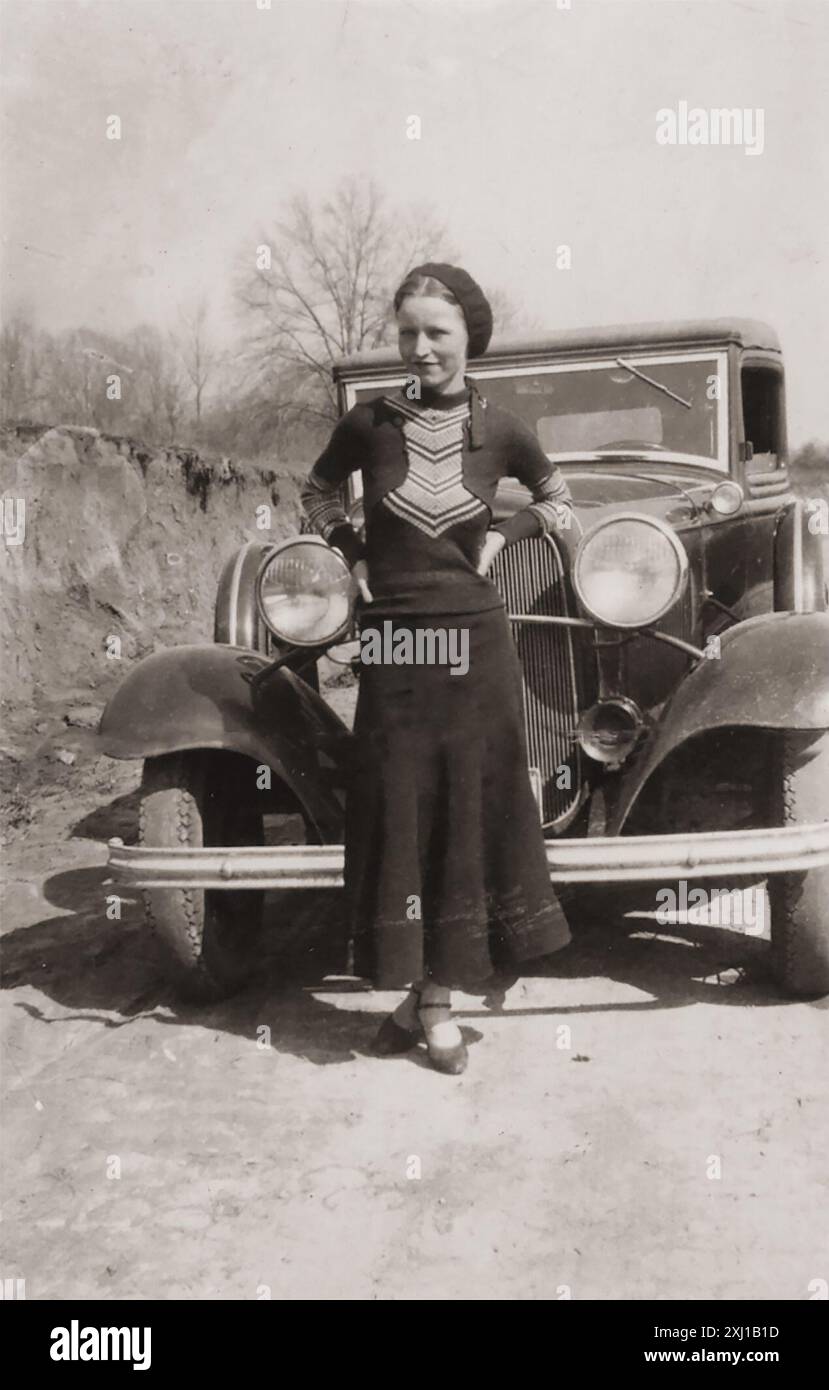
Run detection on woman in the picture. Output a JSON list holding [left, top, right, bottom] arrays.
[[301, 262, 573, 1074]]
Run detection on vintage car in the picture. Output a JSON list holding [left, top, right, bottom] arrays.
[[100, 318, 829, 1002]]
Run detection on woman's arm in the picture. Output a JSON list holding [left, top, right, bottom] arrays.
[[300, 410, 368, 569], [489, 415, 574, 546]]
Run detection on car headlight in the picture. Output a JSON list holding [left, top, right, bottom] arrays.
[[256, 537, 354, 646], [573, 513, 688, 628]]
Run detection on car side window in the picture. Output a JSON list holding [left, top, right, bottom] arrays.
[[742, 365, 784, 470]]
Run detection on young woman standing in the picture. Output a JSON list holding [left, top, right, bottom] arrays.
[[302, 263, 573, 1074]]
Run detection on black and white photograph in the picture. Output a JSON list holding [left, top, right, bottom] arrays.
[[1, 0, 828, 1333]]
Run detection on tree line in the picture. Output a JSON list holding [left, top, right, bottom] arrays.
[[1, 177, 823, 474], [0, 180, 458, 467]]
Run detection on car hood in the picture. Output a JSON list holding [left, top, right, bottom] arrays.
[[494, 460, 725, 530]]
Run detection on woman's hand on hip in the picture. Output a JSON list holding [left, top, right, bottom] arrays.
[[477, 530, 506, 576], [351, 559, 373, 603]]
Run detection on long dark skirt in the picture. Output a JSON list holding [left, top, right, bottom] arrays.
[[344, 605, 571, 990]]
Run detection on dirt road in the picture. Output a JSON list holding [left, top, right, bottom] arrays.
[[1, 719, 826, 1302]]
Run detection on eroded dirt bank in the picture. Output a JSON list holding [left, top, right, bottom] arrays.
[[0, 423, 300, 743]]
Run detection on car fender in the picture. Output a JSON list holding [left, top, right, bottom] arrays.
[[609, 611, 829, 833], [98, 644, 351, 840], [773, 496, 827, 613], [214, 539, 274, 648]]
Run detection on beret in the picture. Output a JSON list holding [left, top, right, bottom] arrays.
[[394, 262, 494, 358]]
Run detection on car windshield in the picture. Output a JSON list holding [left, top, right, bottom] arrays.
[[476, 354, 725, 466], [348, 351, 727, 469]]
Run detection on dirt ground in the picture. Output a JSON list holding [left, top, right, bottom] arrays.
[[1, 698, 826, 1302]]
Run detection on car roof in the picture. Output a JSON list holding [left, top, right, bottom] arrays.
[[332, 317, 780, 379]]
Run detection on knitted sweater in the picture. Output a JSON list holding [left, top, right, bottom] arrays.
[[301, 382, 573, 616]]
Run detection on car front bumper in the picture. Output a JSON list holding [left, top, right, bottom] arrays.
[[107, 822, 829, 890]]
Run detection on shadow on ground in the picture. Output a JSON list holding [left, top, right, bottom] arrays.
[[72, 787, 143, 845], [1, 789, 796, 1069]]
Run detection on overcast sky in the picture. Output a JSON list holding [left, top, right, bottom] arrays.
[[2, 0, 827, 443]]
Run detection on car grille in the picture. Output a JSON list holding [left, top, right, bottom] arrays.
[[490, 536, 582, 827]]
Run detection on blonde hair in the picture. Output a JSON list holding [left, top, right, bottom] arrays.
[[393, 273, 461, 313]]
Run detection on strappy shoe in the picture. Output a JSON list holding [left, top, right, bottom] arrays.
[[371, 1010, 419, 1056], [414, 989, 468, 1075]]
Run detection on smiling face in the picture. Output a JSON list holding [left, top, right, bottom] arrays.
[[396, 295, 469, 395]]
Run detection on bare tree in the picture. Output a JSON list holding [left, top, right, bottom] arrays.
[[235, 178, 455, 420], [486, 286, 527, 338], [132, 326, 186, 443], [0, 318, 105, 427], [44, 330, 98, 426], [178, 298, 218, 425], [0, 315, 35, 422]]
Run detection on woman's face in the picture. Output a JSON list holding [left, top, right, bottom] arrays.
[[396, 295, 468, 393]]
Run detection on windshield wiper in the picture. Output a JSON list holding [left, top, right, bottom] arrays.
[[615, 357, 693, 410]]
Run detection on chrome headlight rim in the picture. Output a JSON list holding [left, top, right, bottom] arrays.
[[707, 479, 744, 516], [255, 535, 354, 648], [573, 511, 689, 630]]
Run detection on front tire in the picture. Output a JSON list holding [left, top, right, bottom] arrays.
[[769, 730, 829, 997], [139, 750, 265, 1002]]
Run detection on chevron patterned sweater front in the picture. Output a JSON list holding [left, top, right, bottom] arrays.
[[301, 383, 573, 616]]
